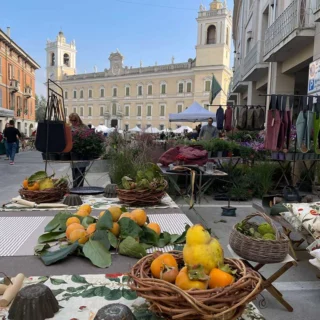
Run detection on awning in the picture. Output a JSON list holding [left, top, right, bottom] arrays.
[[169, 102, 216, 122], [0, 107, 14, 117]]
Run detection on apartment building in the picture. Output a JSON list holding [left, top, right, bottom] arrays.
[[0, 28, 40, 134], [46, 1, 233, 130], [229, 0, 320, 108]]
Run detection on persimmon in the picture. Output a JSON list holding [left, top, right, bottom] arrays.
[[208, 268, 235, 289], [147, 223, 161, 235], [109, 222, 120, 237], [69, 229, 88, 244], [66, 223, 85, 239], [175, 266, 209, 290], [79, 204, 92, 215], [119, 212, 136, 221], [22, 179, 29, 189], [86, 223, 97, 236], [131, 209, 147, 226], [27, 182, 40, 191], [150, 253, 178, 279], [108, 206, 123, 222], [66, 217, 80, 227]]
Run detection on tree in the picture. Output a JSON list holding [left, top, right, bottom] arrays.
[[35, 94, 47, 122]]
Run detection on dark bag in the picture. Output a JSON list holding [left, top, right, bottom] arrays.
[[35, 95, 67, 153], [283, 186, 302, 203]]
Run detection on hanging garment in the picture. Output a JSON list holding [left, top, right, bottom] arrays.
[[264, 96, 281, 151], [253, 106, 266, 130], [277, 96, 288, 150], [216, 106, 224, 130], [314, 97, 320, 154], [232, 106, 239, 129], [224, 106, 233, 131], [246, 107, 254, 130], [237, 106, 248, 130]]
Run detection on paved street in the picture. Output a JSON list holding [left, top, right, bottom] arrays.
[[0, 151, 320, 319]]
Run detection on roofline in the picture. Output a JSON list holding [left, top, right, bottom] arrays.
[[0, 29, 41, 69]]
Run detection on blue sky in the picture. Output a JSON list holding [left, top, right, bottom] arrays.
[[1, 0, 233, 96]]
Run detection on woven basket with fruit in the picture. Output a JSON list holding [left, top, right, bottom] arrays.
[[128, 225, 262, 320], [117, 163, 168, 206], [19, 171, 69, 204], [229, 212, 289, 264]]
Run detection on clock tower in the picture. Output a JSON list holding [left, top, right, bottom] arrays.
[[46, 31, 76, 82], [108, 51, 124, 76]]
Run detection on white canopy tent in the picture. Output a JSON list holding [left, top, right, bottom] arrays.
[[0, 107, 14, 118], [95, 125, 109, 133], [173, 126, 193, 134], [161, 128, 172, 133], [169, 102, 216, 122], [129, 126, 142, 133], [145, 127, 160, 134]]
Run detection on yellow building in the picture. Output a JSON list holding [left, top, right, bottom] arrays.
[[46, 1, 232, 130]]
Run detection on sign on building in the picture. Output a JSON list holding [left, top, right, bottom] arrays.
[[308, 58, 320, 94]]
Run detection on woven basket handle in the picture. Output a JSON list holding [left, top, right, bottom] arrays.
[[241, 212, 280, 240]]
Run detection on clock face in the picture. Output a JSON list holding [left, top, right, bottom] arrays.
[[112, 63, 120, 75]]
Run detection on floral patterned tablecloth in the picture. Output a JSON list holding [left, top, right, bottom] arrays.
[[0, 274, 265, 320]]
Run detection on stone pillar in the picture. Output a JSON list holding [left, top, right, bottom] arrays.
[[248, 82, 266, 105], [313, 24, 320, 61], [269, 62, 295, 95]]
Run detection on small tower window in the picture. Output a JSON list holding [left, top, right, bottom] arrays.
[[207, 25, 216, 44], [113, 87, 117, 97], [226, 27, 230, 46], [51, 53, 55, 66], [63, 53, 70, 67]]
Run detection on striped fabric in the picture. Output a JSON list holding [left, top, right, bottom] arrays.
[[0, 217, 46, 256]]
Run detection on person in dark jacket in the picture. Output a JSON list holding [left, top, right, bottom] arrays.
[[3, 120, 21, 165], [199, 118, 218, 140]]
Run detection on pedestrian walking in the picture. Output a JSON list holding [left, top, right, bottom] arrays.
[[3, 123, 10, 160], [199, 117, 218, 140], [3, 120, 21, 165]]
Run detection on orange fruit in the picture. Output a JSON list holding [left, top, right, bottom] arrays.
[[150, 253, 178, 279], [131, 209, 147, 226], [208, 268, 235, 289], [66, 223, 85, 239], [66, 217, 80, 227], [76, 209, 90, 218], [86, 223, 97, 236], [79, 204, 92, 215], [27, 182, 40, 191], [69, 229, 88, 244], [147, 223, 161, 235], [108, 206, 123, 222], [119, 212, 136, 221], [175, 267, 208, 290], [99, 211, 105, 218], [23, 179, 29, 189], [109, 222, 120, 237]]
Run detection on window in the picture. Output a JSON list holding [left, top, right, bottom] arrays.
[[88, 106, 92, 117], [137, 105, 142, 116], [73, 107, 77, 113], [125, 86, 130, 96], [147, 105, 152, 116], [65, 107, 68, 116], [125, 105, 130, 116], [226, 27, 230, 46], [148, 84, 153, 95], [73, 90, 77, 99], [51, 53, 55, 66], [177, 104, 183, 113], [8, 64, 13, 79], [80, 89, 84, 99], [64, 91, 68, 99], [100, 88, 105, 98], [88, 89, 92, 98], [112, 103, 117, 116], [207, 25, 216, 44], [100, 106, 104, 116], [18, 70, 20, 81], [178, 83, 184, 93], [138, 85, 143, 96], [160, 105, 165, 116], [80, 107, 84, 116], [125, 124, 129, 131], [113, 87, 117, 97], [63, 53, 70, 66], [161, 84, 166, 94], [159, 125, 164, 131], [205, 80, 211, 92], [30, 78, 33, 88], [187, 82, 192, 93], [17, 96, 21, 112]]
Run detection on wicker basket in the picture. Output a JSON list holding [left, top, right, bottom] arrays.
[[229, 212, 289, 264], [19, 181, 69, 204], [116, 180, 168, 206], [128, 251, 262, 320]]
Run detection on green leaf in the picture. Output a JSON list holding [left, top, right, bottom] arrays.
[[119, 236, 147, 259], [170, 234, 181, 243], [50, 277, 67, 285], [37, 276, 49, 283], [40, 242, 79, 266], [173, 244, 184, 251], [44, 212, 72, 232], [96, 210, 113, 230], [34, 243, 50, 255], [107, 231, 118, 248], [52, 289, 64, 296], [83, 239, 112, 268], [104, 289, 122, 300], [172, 225, 190, 244], [140, 243, 153, 250], [82, 216, 96, 228], [103, 287, 111, 298], [106, 278, 120, 283], [92, 230, 110, 250], [66, 287, 78, 292], [38, 232, 66, 243], [118, 218, 143, 239], [140, 226, 159, 246], [158, 232, 171, 248], [120, 206, 128, 212], [28, 171, 48, 183], [94, 286, 105, 297], [71, 275, 88, 283], [122, 276, 129, 283], [81, 287, 96, 298], [122, 288, 137, 300]]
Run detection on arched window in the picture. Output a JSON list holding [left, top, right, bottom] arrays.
[[63, 53, 70, 66], [113, 87, 117, 97], [100, 88, 105, 98], [207, 25, 216, 44], [80, 89, 84, 99], [51, 53, 55, 66], [226, 28, 229, 46], [112, 103, 117, 115], [88, 89, 93, 98]]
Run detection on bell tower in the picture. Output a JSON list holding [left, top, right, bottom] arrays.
[[46, 31, 77, 81], [196, 1, 231, 68]]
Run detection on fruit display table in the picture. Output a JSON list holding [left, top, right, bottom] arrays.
[[228, 244, 297, 312]]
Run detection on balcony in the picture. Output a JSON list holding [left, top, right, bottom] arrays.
[[264, 0, 315, 62], [24, 86, 32, 98], [232, 68, 242, 91], [9, 79, 20, 93], [314, 0, 320, 22], [243, 41, 269, 81]]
